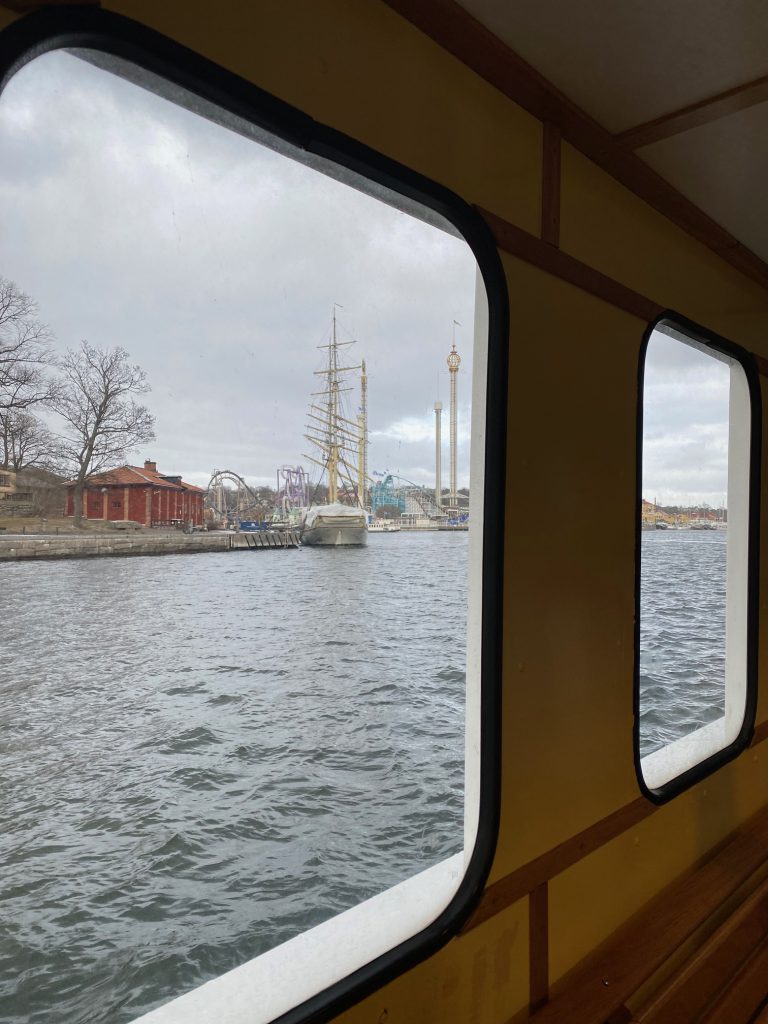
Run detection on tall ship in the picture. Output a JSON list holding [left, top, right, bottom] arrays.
[[301, 310, 368, 547]]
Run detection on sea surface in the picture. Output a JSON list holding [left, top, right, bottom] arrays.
[[0, 532, 467, 1023], [639, 529, 728, 757], [1, 528, 729, 1023]]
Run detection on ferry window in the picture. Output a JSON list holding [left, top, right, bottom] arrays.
[[637, 316, 757, 799], [0, 40, 500, 1024]]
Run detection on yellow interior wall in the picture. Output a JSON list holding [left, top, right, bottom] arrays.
[[494, 258, 641, 873], [2, 1, 768, 1021], [559, 142, 768, 352]]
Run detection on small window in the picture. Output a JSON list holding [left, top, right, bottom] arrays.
[[636, 315, 759, 800]]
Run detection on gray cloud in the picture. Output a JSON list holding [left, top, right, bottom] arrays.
[[643, 329, 731, 506], [0, 50, 476, 491]]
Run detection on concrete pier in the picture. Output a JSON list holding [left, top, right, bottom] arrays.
[[0, 530, 300, 562]]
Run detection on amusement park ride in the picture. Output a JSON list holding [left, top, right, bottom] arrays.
[[206, 466, 466, 528], [206, 336, 467, 530], [206, 466, 310, 525]]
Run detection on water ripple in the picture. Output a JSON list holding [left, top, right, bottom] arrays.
[[639, 531, 726, 757], [0, 532, 467, 1023]]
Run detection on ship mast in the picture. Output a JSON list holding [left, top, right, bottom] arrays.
[[304, 306, 363, 507], [358, 359, 368, 510], [328, 310, 340, 504]]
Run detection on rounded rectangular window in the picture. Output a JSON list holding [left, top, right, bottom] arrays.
[[0, 18, 506, 1024], [636, 314, 759, 801]]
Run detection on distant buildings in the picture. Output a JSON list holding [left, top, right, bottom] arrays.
[[65, 459, 205, 527], [0, 465, 65, 517], [0, 466, 15, 499]]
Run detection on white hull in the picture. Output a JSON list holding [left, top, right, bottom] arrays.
[[302, 523, 368, 546], [301, 504, 368, 546]]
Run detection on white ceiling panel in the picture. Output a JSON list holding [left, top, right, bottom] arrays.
[[638, 102, 768, 261], [456, 0, 768, 133]]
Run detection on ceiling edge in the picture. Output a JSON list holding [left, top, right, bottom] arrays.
[[383, 0, 768, 293]]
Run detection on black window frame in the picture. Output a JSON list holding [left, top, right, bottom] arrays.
[[0, 8, 508, 1024], [634, 310, 761, 806]]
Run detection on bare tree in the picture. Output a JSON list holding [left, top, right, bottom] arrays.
[[53, 342, 155, 524], [0, 409, 64, 472], [0, 277, 56, 414]]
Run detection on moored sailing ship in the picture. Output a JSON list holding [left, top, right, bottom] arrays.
[[301, 310, 368, 546]]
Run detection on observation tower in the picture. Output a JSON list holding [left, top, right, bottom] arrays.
[[434, 400, 443, 510], [447, 341, 461, 508]]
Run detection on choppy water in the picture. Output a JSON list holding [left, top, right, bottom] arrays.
[[0, 533, 467, 1023], [639, 530, 727, 757]]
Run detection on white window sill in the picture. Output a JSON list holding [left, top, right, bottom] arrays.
[[130, 852, 465, 1024], [640, 716, 734, 791]]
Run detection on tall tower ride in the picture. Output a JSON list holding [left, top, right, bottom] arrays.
[[358, 359, 368, 510], [434, 400, 443, 510], [447, 341, 461, 508]]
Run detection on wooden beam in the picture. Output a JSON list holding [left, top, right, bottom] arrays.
[[617, 75, 768, 151], [751, 718, 768, 746], [634, 873, 768, 1023], [477, 206, 664, 323], [383, 0, 768, 292], [697, 936, 768, 1023], [462, 797, 655, 933], [541, 122, 561, 246], [529, 884, 549, 1013], [463, 722, 768, 934], [479, 205, 768, 375]]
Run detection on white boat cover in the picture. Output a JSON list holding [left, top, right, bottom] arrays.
[[303, 503, 366, 528]]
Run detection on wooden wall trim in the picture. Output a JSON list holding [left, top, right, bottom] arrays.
[[477, 206, 664, 323], [541, 122, 561, 246], [383, 0, 768, 293], [463, 798, 654, 933], [525, 805, 768, 1024], [479, 204, 768, 378], [463, 722, 768, 934], [529, 884, 550, 1013], [617, 75, 768, 151]]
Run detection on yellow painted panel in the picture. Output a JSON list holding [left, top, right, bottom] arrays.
[[560, 143, 768, 353], [339, 902, 529, 1024], [491, 254, 642, 879], [549, 743, 768, 985], [104, 0, 542, 235]]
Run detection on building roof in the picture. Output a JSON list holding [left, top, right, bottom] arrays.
[[69, 465, 205, 493]]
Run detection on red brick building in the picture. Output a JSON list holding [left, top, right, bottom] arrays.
[[65, 460, 205, 527]]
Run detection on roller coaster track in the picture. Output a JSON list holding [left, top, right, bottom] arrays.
[[205, 469, 263, 518]]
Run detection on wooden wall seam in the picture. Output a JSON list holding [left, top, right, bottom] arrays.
[[540, 122, 561, 247], [383, 0, 768, 293], [462, 720, 768, 935], [529, 883, 550, 1013], [477, 203, 768, 375], [616, 75, 768, 150], [477, 205, 663, 323]]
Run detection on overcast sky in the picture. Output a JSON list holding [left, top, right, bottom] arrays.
[[1, 51, 738, 508], [0, 50, 477, 491], [643, 326, 731, 508]]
